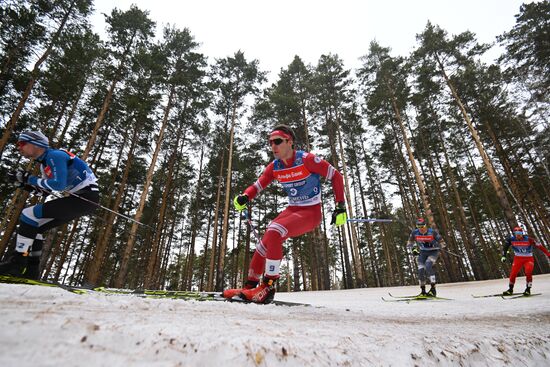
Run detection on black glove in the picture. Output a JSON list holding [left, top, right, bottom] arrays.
[[24, 184, 45, 196], [7, 169, 30, 188], [412, 247, 420, 256]]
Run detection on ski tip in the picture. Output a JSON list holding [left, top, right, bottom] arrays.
[[502, 293, 542, 299]]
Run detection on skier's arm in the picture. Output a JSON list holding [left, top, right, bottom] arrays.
[[407, 232, 419, 255], [501, 238, 512, 263], [243, 162, 275, 201], [27, 151, 69, 191], [407, 233, 415, 248], [502, 238, 512, 257], [532, 238, 550, 257], [406, 232, 416, 250], [433, 229, 446, 248], [302, 153, 344, 203]]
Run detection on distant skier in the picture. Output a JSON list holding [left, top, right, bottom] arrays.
[[0, 131, 100, 279], [223, 124, 346, 304], [407, 218, 446, 297], [501, 226, 550, 296]]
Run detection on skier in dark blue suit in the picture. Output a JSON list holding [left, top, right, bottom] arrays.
[[0, 131, 100, 279], [407, 218, 446, 296]]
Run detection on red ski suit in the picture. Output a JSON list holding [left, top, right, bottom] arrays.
[[243, 150, 344, 281], [504, 235, 550, 285]]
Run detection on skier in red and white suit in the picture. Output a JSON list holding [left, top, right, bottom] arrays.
[[223, 124, 346, 303], [501, 226, 550, 296]]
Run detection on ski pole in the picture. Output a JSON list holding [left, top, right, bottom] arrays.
[[441, 248, 462, 258], [27, 184, 154, 230], [242, 208, 262, 246], [347, 218, 394, 223]]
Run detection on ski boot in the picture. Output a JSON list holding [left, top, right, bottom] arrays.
[[23, 256, 41, 280], [222, 279, 258, 299], [427, 284, 437, 297], [502, 285, 514, 296], [240, 277, 277, 304], [523, 286, 531, 296], [419, 285, 427, 296], [0, 251, 28, 277]]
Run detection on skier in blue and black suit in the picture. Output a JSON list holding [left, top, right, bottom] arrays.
[[407, 218, 446, 297], [0, 130, 100, 279]]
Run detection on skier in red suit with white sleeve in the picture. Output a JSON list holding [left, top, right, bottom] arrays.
[[223, 124, 347, 304], [501, 226, 550, 296]]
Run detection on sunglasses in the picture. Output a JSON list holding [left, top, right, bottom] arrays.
[[416, 224, 427, 229], [16, 141, 27, 148], [269, 138, 286, 146]]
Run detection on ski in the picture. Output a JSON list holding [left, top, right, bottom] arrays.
[[502, 293, 541, 300], [131, 292, 221, 302], [0, 274, 89, 294], [92, 287, 219, 298], [0, 274, 60, 287], [471, 293, 524, 298], [66, 284, 311, 306], [382, 297, 416, 302], [224, 296, 310, 307], [388, 292, 424, 298], [387, 292, 451, 300], [0, 276, 221, 300], [382, 295, 451, 302], [0, 275, 310, 306]]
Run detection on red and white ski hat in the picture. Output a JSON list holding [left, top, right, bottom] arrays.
[[416, 218, 427, 228], [513, 226, 524, 235]]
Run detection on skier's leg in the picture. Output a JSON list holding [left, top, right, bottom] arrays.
[[523, 258, 535, 294], [417, 252, 427, 293], [25, 233, 44, 280], [425, 251, 439, 296], [1, 191, 98, 277], [0, 204, 53, 276], [223, 209, 294, 298], [503, 256, 523, 294], [240, 205, 321, 303]]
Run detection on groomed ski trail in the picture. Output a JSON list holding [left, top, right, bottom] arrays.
[[1, 275, 549, 366]]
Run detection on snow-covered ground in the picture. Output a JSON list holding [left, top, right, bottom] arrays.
[[1, 274, 549, 367]]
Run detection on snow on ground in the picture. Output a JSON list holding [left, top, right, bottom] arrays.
[[1, 274, 549, 367]]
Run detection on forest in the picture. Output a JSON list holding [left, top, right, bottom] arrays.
[[0, 0, 549, 292]]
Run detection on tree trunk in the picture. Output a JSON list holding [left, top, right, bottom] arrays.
[[435, 55, 517, 230], [199, 211, 213, 291], [183, 145, 205, 289], [57, 80, 88, 147], [86, 127, 139, 285], [335, 116, 364, 286], [81, 30, 137, 160], [0, 1, 76, 154], [207, 150, 225, 291], [216, 102, 238, 291], [388, 89, 438, 233], [114, 86, 175, 288], [144, 141, 180, 288], [52, 221, 80, 282]]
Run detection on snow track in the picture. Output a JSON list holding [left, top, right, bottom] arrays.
[[1, 274, 549, 366]]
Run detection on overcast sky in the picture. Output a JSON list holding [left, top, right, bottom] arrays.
[[90, 0, 528, 82]]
